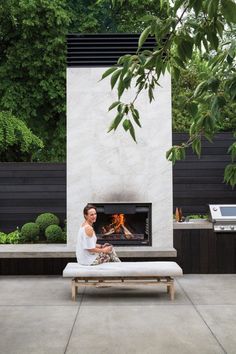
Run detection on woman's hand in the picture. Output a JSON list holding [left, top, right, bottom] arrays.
[[102, 246, 112, 254], [102, 243, 111, 248]]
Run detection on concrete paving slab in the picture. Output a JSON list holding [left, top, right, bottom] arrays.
[[178, 275, 236, 305], [0, 276, 82, 306], [197, 305, 236, 354], [79, 281, 190, 306], [0, 306, 77, 354], [66, 305, 224, 354], [0, 275, 234, 354]]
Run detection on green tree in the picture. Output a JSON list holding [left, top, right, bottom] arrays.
[[103, 0, 236, 187], [68, 0, 164, 33], [0, 111, 43, 161], [172, 53, 236, 132], [0, 0, 70, 161], [0, 0, 166, 162]]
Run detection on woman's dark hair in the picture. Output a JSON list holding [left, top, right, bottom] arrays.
[[83, 204, 97, 216]]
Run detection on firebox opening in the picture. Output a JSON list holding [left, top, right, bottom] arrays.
[[92, 203, 152, 246]]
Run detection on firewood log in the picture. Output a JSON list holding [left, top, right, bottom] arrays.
[[104, 228, 115, 235], [122, 225, 134, 239]]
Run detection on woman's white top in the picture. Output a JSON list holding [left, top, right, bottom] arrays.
[[76, 225, 97, 265]]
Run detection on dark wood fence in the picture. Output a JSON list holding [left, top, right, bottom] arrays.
[[0, 163, 66, 232], [0, 133, 235, 232], [173, 132, 235, 215], [174, 229, 236, 274]]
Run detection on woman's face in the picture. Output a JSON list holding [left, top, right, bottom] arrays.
[[85, 208, 97, 224]]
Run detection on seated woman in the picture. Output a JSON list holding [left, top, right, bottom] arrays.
[[76, 204, 121, 266]]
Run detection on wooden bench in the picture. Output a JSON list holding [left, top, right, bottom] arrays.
[[63, 261, 183, 301]]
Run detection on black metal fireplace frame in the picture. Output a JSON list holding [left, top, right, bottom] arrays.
[[91, 202, 152, 246]]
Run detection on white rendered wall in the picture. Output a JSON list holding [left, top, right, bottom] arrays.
[[67, 67, 173, 249]]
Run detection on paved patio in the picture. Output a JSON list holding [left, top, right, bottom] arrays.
[[0, 274, 236, 354]]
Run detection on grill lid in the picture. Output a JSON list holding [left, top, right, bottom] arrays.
[[209, 204, 236, 232]]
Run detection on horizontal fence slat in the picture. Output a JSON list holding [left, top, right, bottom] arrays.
[[174, 170, 225, 177], [174, 177, 225, 184], [180, 148, 230, 155], [0, 171, 66, 177], [175, 155, 231, 161], [0, 213, 66, 222], [0, 192, 65, 199], [0, 163, 66, 171], [1, 199, 65, 207], [174, 162, 230, 169], [174, 197, 235, 206], [0, 207, 65, 214], [0, 185, 66, 192], [173, 132, 234, 141], [174, 191, 234, 198], [173, 184, 232, 191], [0, 177, 65, 184]]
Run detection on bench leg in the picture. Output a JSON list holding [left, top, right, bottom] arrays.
[[169, 281, 175, 301], [71, 277, 175, 300], [72, 279, 77, 301]]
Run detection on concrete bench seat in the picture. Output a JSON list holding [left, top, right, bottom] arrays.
[[63, 261, 183, 301]]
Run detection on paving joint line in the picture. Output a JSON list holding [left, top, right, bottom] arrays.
[[0, 304, 85, 307], [64, 286, 86, 354], [176, 278, 227, 354]]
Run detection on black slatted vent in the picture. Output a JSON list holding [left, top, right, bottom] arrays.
[[67, 33, 156, 67]]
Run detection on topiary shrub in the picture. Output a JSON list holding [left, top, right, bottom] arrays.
[[7, 229, 21, 244], [45, 225, 64, 243], [35, 213, 60, 232], [21, 222, 40, 242], [0, 232, 8, 244]]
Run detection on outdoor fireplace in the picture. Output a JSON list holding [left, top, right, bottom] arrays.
[[67, 34, 173, 251], [92, 203, 152, 246]]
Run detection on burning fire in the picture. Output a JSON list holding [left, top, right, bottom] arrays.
[[101, 213, 133, 239], [112, 213, 125, 232]]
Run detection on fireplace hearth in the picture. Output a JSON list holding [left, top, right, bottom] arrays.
[[92, 203, 152, 246]]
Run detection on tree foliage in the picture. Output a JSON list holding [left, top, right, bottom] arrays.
[[0, 0, 167, 162], [103, 0, 236, 187], [0, 0, 70, 161], [0, 111, 43, 161], [172, 53, 236, 132], [1, 0, 235, 178], [68, 0, 164, 33]]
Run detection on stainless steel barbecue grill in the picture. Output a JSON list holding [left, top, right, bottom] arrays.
[[209, 204, 236, 232]]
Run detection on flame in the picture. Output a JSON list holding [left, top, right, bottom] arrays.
[[112, 213, 125, 232]]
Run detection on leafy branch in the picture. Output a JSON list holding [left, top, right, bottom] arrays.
[[0, 111, 44, 161], [102, 0, 236, 187]]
